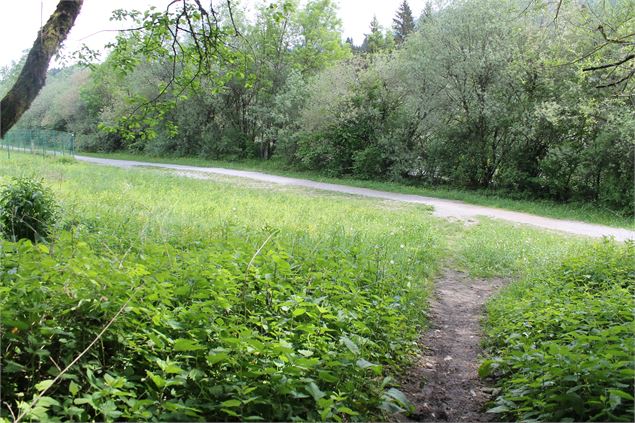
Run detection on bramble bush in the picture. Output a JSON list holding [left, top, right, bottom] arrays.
[[480, 240, 635, 422]]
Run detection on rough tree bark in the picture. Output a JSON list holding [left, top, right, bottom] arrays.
[[0, 0, 83, 138]]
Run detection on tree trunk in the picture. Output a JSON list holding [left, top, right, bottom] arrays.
[[0, 0, 83, 138]]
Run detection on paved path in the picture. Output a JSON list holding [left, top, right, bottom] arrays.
[[75, 155, 634, 241]]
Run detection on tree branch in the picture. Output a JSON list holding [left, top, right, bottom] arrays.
[[595, 68, 635, 88], [582, 54, 634, 71]]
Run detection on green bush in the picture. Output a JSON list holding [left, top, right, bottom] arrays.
[[0, 177, 58, 242], [481, 240, 635, 422]]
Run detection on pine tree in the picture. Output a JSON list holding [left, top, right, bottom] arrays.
[[393, 0, 415, 45], [421, 1, 433, 21]]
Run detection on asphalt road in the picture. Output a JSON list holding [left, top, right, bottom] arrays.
[[75, 155, 635, 241]]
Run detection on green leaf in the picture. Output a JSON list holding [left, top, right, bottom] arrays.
[[173, 338, 205, 352], [385, 387, 410, 407], [146, 371, 166, 388], [163, 363, 184, 374], [608, 389, 634, 401], [221, 408, 240, 417], [337, 406, 359, 416], [486, 405, 510, 413], [305, 382, 325, 401], [292, 308, 306, 317], [69, 381, 80, 396], [356, 358, 376, 369], [35, 379, 54, 392], [318, 370, 338, 383], [478, 360, 494, 378], [221, 399, 241, 408], [207, 352, 229, 365], [341, 336, 359, 355]]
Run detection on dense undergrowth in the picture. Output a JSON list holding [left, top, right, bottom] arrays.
[[1, 230, 428, 421], [0, 154, 440, 421], [481, 241, 635, 422]]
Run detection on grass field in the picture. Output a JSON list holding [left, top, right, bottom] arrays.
[[0, 153, 630, 422], [78, 151, 635, 229]]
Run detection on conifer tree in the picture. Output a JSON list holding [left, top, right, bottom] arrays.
[[393, 0, 415, 45]]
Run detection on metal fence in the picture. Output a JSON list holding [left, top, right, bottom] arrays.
[[1, 128, 75, 157]]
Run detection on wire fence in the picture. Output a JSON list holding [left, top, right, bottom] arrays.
[[1, 128, 75, 158]]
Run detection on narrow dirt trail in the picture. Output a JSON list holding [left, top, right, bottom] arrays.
[[399, 269, 507, 422]]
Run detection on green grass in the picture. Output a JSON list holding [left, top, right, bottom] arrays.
[[0, 152, 620, 422], [452, 218, 591, 278], [78, 151, 634, 229]]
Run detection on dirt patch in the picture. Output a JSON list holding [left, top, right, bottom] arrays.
[[398, 269, 507, 422]]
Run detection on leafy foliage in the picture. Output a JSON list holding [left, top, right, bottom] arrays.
[[0, 177, 57, 242], [481, 240, 635, 422], [0, 154, 440, 421], [1, 232, 424, 421]]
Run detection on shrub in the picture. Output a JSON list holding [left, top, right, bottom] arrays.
[[0, 177, 58, 242]]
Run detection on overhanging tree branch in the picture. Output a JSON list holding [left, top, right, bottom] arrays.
[[0, 0, 84, 138], [582, 54, 634, 72]]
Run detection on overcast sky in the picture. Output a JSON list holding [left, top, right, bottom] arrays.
[[0, 0, 426, 68]]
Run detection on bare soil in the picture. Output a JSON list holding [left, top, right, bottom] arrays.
[[398, 269, 507, 422]]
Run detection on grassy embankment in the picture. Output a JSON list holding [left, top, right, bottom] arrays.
[[78, 151, 634, 229], [0, 152, 630, 422]]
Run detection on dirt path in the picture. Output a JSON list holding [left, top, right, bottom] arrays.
[[74, 155, 634, 241], [399, 269, 506, 422]]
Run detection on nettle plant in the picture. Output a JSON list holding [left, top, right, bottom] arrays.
[[0, 176, 58, 242]]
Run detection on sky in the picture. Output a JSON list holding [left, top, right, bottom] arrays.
[[0, 0, 426, 68]]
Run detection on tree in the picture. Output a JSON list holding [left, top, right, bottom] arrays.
[[345, 37, 364, 54], [361, 16, 394, 54], [393, 0, 415, 45], [0, 0, 239, 139], [0, 0, 83, 138], [551, 0, 634, 93]]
